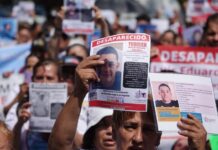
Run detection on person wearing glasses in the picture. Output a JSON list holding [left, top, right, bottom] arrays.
[[93, 46, 121, 90]]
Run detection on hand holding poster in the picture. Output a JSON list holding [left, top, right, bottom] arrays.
[[150, 73, 218, 134], [29, 83, 67, 132], [89, 33, 151, 111]]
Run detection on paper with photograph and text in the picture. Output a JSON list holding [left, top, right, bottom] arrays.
[[89, 33, 151, 111], [150, 73, 218, 134]]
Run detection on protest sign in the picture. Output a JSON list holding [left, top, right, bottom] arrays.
[[150, 73, 218, 134], [29, 83, 67, 132], [0, 43, 31, 74], [150, 46, 218, 100], [12, 1, 35, 24], [186, 0, 215, 24], [89, 33, 151, 111], [0, 18, 17, 41], [0, 74, 24, 105], [62, 0, 95, 35]]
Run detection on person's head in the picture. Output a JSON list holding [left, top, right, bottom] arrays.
[[82, 108, 116, 150], [25, 53, 40, 72], [58, 33, 70, 52], [112, 101, 161, 150], [171, 138, 188, 150], [66, 44, 88, 60], [0, 121, 13, 150], [159, 30, 177, 46], [32, 59, 60, 83], [17, 23, 32, 44], [97, 46, 119, 88], [136, 14, 151, 25], [158, 83, 172, 103], [200, 13, 218, 47]]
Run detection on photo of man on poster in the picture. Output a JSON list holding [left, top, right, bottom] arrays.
[[155, 83, 179, 107], [93, 46, 121, 90]]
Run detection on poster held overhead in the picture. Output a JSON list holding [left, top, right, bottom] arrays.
[[89, 33, 151, 111]]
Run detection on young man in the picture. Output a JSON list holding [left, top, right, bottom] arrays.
[[155, 83, 179, 107], [49, 55, 207, 150], [94, 46, 121, 90]]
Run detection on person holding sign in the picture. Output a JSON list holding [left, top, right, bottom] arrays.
[[93, 46, 121, 90], [49, 55, 208, 150], [155, 83, 179, 107]]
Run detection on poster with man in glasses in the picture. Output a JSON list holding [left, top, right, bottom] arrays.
[[89, 33, 151, 111]]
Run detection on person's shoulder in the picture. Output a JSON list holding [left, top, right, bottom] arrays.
[[155, 100, 163, 107], [171, 100, 179, 107]]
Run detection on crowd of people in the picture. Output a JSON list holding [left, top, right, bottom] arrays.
[[0, 1, 218, 150]]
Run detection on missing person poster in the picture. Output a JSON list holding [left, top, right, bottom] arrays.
[[150, 73, 218, 134], [29, 83, 67, 132], [62, 0, 95, 35], [150, 46, 218, 100], [89, 33, 151, 111], [0, 74, 24, 106]]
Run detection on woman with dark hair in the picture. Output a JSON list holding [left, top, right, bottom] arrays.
[[199, 13, 218, 47]]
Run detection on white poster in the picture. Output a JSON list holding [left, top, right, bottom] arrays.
[[150, 73, 218, 134], [62, 0, 95, 35], [89, 33, 151, 111], [29, 83, 68, 132]]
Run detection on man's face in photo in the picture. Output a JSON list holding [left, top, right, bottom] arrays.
[[98, 53, 119, 88], [159, 85, 172, 103]]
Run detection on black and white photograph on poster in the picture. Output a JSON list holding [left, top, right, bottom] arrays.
[[29, 83, 67, 132], [31, 91, 50, 117], [89, 33, 151, 111], [50, 103, 64, 119]]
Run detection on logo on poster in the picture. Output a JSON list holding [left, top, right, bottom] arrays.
[[204, 116, 216, 123], [135, 90, 146, 98]]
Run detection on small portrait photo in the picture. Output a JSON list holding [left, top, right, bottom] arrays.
[[31, 92, 50, 117], [50, 103, 64, 119], [152, 82, 179, 108], [92, 43, 123, 91]]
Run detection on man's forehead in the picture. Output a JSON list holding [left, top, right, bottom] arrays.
[[100, 54, 118, 61]]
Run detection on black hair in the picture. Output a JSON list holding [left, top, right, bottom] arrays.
[[96, 46, 119, 60], [136, 14, 151, 23], [24, 53, 40, 67], [158, 83, 171, 91], [199, 13, 218, 46], [159, 29, 177, 44], [203, 13, 218, 33], [32, 59, 61, 81]]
